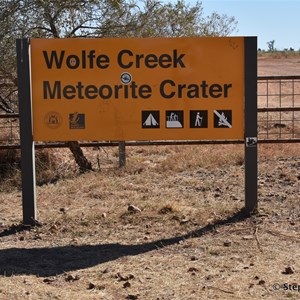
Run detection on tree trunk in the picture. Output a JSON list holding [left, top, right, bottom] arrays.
[[67, 141, 92, 172]]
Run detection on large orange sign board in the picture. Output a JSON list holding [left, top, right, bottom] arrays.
[[30, 37, 244, 141]]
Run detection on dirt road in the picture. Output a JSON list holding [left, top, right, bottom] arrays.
[[258, 56, 300, 76]]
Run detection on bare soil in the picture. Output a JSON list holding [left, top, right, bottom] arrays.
[[0, 57, 299, 300], [258, 54, 300, 76]]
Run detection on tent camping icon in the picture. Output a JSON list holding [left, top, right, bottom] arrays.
[[142, 111, 160, 128], [143, 113, 159, 126]]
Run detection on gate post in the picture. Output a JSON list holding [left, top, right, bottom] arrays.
[[16, 39, 37, 225], [244, 37, 258, 214]]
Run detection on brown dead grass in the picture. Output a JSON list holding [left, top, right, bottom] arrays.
[[258, 51, 300, 59], [0, 144, 299, 300]]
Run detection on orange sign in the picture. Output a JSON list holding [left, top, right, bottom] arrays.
[[30, 37, 244, 141]]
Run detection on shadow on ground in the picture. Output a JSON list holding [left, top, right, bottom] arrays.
[[0, 210, 249, 277]]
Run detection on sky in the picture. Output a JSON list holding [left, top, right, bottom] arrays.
[[163, 0, 300, 51]]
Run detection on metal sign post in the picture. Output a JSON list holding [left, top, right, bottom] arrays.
[[244, 37, 258, 214], [16, 39, 37, 225], [16, 37, 257, 224]]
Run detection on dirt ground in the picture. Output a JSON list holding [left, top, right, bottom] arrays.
[[0, 56, 299, 300], [258, 55, 300, 76]]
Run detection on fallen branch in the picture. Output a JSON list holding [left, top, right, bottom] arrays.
[[254, 227, 263, 253], [266, 229, 300, 240], [206, 285, 235, 295]]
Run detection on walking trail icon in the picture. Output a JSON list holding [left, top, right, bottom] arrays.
[[195, 112, 203, 127]]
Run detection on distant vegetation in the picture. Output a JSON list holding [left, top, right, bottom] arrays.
[[258, 39, 300, 57], [257, 49, 300, 58]]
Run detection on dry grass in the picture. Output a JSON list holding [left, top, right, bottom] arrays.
[[258, 51, 300, 59], [0, 143, 299, 300]]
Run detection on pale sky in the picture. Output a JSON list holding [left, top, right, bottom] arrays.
[[163, 0, 300, 51], [202, 0, 300, 50]]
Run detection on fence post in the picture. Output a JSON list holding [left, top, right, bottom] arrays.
[[119, 141, 126, 167], [16, 38, 37, 225], [244, 37, 258, 214]]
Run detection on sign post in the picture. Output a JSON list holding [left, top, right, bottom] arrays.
[[17, 37, 257, 224], [244, 37, 258, 213], [16, 39, 37, 225]]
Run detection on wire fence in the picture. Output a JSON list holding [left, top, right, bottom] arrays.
[[257, 75, 300, 141], [0, 113, 20, 149], [1, 75, 300, 150]]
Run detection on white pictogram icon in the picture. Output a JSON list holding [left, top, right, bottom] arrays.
[[194, 112, 203, 127], [143, 113, 159, 126], [166, 112, 182, 128], [214, 110, 232, 128]]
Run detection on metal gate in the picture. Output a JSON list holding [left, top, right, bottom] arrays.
[[257, 75, 300, 143]]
